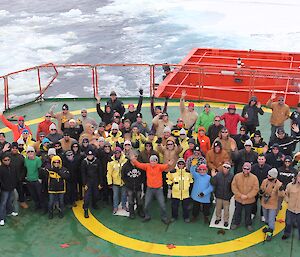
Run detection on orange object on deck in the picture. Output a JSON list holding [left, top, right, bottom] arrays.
[[155, 48, 300, 107]]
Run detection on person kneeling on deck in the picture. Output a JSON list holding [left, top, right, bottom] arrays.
[[260, 168, 285, 241], [210, 162, 234, 227], [166, 158, 193, 223], [81, 149, 102, 218], [122, 150, 145, 219], [191, 163, 213, 224], [282, 171, 300, 241], [231, 162, 259, 231], [42, 156, 69, 219], [130, 154, 173, 224]]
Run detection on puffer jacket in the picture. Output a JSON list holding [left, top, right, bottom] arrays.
[[107, 154, 127, 186], [231, 172, 259, 204], [106, 131, 124, 150], [167, 167, 193, 200], [211, 171, 234, 201], [191, 166, 213, 203]]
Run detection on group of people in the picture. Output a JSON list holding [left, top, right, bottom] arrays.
[[0, 88, 300, 242]]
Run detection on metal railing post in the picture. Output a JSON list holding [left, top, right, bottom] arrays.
[[150, 65, 155, 97], [4, 76, 9, 110]]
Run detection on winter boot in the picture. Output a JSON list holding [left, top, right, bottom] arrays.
[[262, 225, 269, 233], [58, 211, 64, 219], [129, 204, 135, 219], [137, 207, 145, 218], [266, 229, 273, 241], [84, 209, 89, 218], [48, 211, 53, 219]]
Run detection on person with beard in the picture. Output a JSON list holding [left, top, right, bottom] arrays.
[[241, 96, 264, 135], [251, 154, 272, 221], [251, 130, 268, 155], [107, 147, 127, 214], [97, 141, 113, 204], [179, 90, 198, 130], [81, 149, 103, 218], [260, 168, 285, 241], [266, 143, 284, 169], [131, 113, 149, 136], [49, 104, 74, 133], [0, 153, 19, 226], [232, 125, 250, 150], [77, 108, 97, 129], [195, 103, 215, 132], [106, 91, 126, 117], [42, 155, 69, 219], [231, 162, 259, 231], [64, 119, 84, 141], [17, 138, 26, 157], [97, 122, 109, 138], [282, 171, 300, 240], [123, 89, 143, 123], [53, 141, 64, 159], [206, 141, 230, 174], [9, 142, 28, 209], [122, 150, 145, 219], [120, 119, 132, 135], [278, 155, 299, 189], [59, 132, 77, 152], [213, 128, 237, 162], [63, 150, 80, 207], [232, 139, 258, 174], [46, 123, 63, 144]]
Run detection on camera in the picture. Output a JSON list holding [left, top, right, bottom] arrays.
[[263, 194, 271, 204]]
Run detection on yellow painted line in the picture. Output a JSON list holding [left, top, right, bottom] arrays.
[[0, 101, 272, 134], [73, 200, 286, 256]]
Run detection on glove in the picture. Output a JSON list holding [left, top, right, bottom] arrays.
[[199, 192, 204, 197], [139, 88, 143, 95], [84, 185, 88, 191], [279, 185, 285, 191], [98, 185, 102, 190], [175, 137, 180, 146], [156, 137, 162, 144]]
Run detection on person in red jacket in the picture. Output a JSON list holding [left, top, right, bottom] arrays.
[[130, 153, 173, 224], [220, 104, 247, 135], [0, 111, 32, 141], [36, 113, 55, 139]]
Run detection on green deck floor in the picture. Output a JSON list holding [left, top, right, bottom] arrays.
[[0, 98, 299, 257]]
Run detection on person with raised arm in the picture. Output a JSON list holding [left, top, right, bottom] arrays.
[[179, 90, 198, 130], [130, 153, 173, 224]]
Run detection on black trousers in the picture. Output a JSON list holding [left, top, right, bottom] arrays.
[[192, 200, 210, 217], [83, 181, 99, 210], [233, 201, 253, 226], [172, 198, 190, 219]]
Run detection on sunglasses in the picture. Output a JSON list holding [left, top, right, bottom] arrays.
[[223, 166, 231, 169], [53, 161, 60, 164], [221, 131, 228, 133], [243, 167, 250, 170], [40, 135, 45, 138], [124, 144, 131, 146], [18, 144, 24, 146], [45, 115, 52, 118], [2, 159, 10, 162], [104, 146, 110, 148], [285, 160, 291, 163], [167, 143, 174, 146], [240, 129, 246, 132], [23, 132, 29, 134], [50, 129, 56, 131], [27, 151, 34, 153], [214, 119, 220, 122], [114, 116, 120, 118], [73, 145, 79, 148], [278, 99, 284, 102]]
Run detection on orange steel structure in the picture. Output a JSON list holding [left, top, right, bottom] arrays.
[[1, 49, 299, 110], [155, 48, 300, 107]]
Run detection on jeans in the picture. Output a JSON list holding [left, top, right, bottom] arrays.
[[0, 191, 14, 220], [12, 189, 19, 213], [284, 210, 300, 238], [48, 194, 64, 212], [233, 201, 253, 226], [172, 198, 190, 219], [112, 185, 127, 209], [144, 187, 167, 220], [26, 181, 43, 209], [127, 188, 143, 208], [262, 207, 277, 230]]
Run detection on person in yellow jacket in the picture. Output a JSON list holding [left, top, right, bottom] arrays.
[[106, 123, 124, 150], [178, 128, 189, 158], [166, 158, 193, 223], [107, 147, 127, 214]]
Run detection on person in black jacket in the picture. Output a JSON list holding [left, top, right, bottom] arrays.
[[123, 89, 143, 123], [106, 91, 125, 117], [81, 149, 103, 218], [210, 162, 234, 227], [0, 132, 10, 159], [64, 119, 83, 141], [97, 142, 113, 204], [232, 125, 250, 150], [206, 116, 224, 144], [10, 142, 28, 209], [251, 154, 272, 220], [278, 155, 298, 189], [42, 155, 69, 219], [0, 153, 19, 226], [266, 143, 284, 168], [122, 151, 145, 219], [241, 96, 264, 135], [96, 96, 114, 126]]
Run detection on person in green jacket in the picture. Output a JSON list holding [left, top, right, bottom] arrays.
[[194, 103, 215, 132]]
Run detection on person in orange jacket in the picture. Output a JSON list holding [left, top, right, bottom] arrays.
[[197, 127, 211, 155], [0, 111, 32, 141]]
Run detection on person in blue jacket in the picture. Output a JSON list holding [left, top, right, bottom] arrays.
[[191, 163, 214, 223]]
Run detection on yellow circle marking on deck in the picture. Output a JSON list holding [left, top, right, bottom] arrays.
[[73, 200, 286, 256], [0, 101, 272, 133]]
